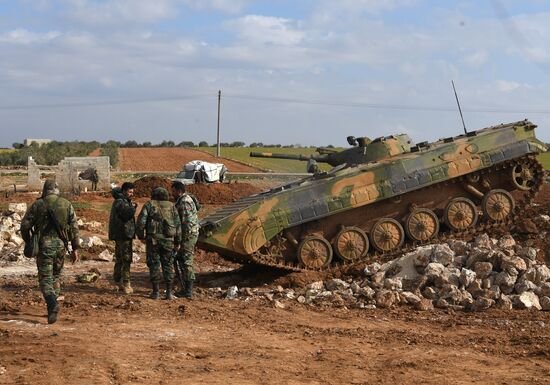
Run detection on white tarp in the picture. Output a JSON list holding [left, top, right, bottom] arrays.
[[175, 160, 228, 184]]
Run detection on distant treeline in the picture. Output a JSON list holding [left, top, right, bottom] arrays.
[[117, 140, 323, 148], [2, 141, 119, 167]]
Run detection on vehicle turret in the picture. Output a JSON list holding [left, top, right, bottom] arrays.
[[250, 134, 412, 167]]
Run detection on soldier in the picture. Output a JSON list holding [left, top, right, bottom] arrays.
[[171, 181, 200, 298], [307, 158, 320, 174], [108, 182, 137, 294], [136, 187, 181, 300], [20, 180, 80, 324], [90, 169, 99, 191]]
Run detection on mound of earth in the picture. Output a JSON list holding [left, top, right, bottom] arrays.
[[132, 176, 261, 204], [133, 176, 173, 198], [119, 147, 258, 172], [187, 182, 261, 205]]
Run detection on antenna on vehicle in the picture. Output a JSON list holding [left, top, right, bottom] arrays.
[[452, 80, 468, 134]]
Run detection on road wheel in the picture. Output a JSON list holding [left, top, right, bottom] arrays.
[[370, 218, 405, 252], [297, 236, 333, 269], [333, 226, 369, 262], [444, 197, 478, 231], [481, 189, 515, 221], [405, 208, 439, 242]]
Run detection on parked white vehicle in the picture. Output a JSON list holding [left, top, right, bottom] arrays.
[[173, 160, 228, 184]]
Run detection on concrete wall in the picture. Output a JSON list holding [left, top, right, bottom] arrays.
[[24, 139, 52, 147], [27, 157, 43, 191], [27, 156, 110, 192], [55, 157, 110, 192]]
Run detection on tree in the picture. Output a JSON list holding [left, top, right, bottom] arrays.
[[177, 141, 195, 147], [123, 140, 139, 148], [12, 142, 24, 149], [159, 140, 175, 147], [104, 140, 121, 147], [142, 141, 152, 147], [198, 141, 209, 147], [229, 141, 245, 147]]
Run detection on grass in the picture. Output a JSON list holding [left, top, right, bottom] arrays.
[[72, 202, 92, 210], [0, 149, 15, 154], [538, 152, 550, 170], [198, 147, 334, 173]]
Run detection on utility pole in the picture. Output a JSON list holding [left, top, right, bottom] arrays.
[[216, 90, 221, 157]]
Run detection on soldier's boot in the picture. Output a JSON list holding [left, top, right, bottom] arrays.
[[182, 280, 194, 299], [149, 282, 160, 300], [165, 283, 175, 300], [123, 282, 134, 294], [175, 280, 187, 298], [114, 281, 123, 292], [45, 294, 59, 324]]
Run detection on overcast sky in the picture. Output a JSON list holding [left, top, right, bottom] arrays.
[[0, 0, 549, 147]]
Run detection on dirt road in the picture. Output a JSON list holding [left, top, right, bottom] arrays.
[[1, 257, 550, 385]]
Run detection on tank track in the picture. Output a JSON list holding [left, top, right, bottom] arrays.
[[248, 155, 544, 272]]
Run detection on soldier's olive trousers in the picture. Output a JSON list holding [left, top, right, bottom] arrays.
[[36, 237, 65, 298], [146, 240, 175, 284], [113, 239, 133, 283], [176, 234, 198, 281]]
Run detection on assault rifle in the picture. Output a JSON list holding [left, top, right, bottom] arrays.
[[47, 206, 70, 254], [173, 253, 185, 292]]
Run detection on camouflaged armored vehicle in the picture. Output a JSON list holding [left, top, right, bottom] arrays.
[[198, 120, 547, 270]]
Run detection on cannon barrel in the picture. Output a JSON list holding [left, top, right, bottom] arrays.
[[249, 151, 343, 166], [250, 152, 314, 161]]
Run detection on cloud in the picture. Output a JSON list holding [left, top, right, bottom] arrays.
[[225, 15, 304, 46], [63, 0, 180, 25], [495, 80, 533, 93], [183, 0, 250, 14], [0, 28, 61, 44], [463, 50, 489, 67]]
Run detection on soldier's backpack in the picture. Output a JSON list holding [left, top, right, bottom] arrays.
[[188, 193, 201, 212], [150, 201, 177, 238]]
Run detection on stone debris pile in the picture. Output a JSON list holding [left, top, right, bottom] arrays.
[[0, 203, 27, 264], [76, 219, 103, 232], [357, 233, 550, 312], [213, 233, 550, 312]]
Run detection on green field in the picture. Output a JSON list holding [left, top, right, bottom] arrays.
[[198, 147, 335, 173], [539, 152, 550, 170]]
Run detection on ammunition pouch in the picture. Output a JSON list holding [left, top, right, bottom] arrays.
[[24, 230, 40, 258]]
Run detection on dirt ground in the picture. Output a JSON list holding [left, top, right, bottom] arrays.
[[132, 176, 262, 204], [1, 186, 550, 384], [118, 147, 259, 172]]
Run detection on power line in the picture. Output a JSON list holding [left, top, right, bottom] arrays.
[[225, 93, 550, 114], [0, 93, 212, 110], [1, 91, 549, 114]]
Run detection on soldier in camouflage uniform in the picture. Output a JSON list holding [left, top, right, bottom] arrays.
[[171, 181, 200, 298], [136, 187, 181, 300], [20, 180, 80, 324], [108, 182, 137, 294]]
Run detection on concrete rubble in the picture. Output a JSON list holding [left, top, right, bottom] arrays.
[[0, 204, 27, 264], [214, 233, 550, 313]]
